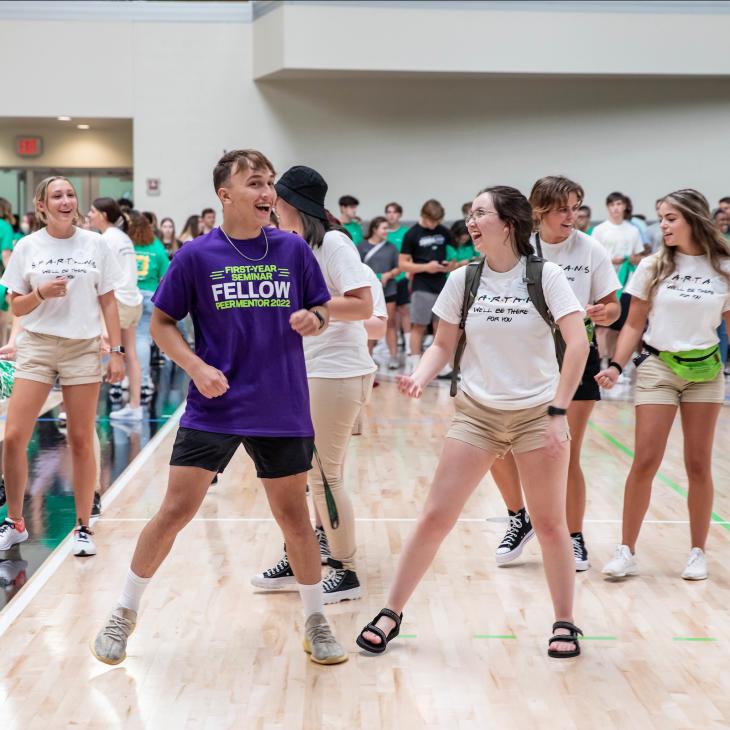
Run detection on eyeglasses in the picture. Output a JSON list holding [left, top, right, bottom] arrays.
[[464, 209, 498, 225]]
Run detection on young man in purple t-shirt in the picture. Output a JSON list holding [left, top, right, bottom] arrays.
[[92, 150, 348, 666]]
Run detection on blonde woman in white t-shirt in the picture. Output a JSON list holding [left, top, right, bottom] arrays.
[[89, 197, 145, 421], [490, 177, 621, 572], [251, 165, 375, 604], [598, 189, 730, 581], [0, 177, 124, 558], [357, 186, 590, 659]]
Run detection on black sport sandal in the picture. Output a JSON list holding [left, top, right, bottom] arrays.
[[547, 620, 583, 658], [356, 608, 403, 655]]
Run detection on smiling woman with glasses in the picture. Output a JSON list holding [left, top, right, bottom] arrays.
[[356, 185, 591, 660]]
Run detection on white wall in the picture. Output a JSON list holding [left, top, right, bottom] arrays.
[[1, 2, 729, 228]]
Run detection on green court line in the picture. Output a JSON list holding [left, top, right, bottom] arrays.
[[474, 634, 517, 640], [672, 637, 718, 642], [588, 421, 730, 533], [399, 634, 417, 639]]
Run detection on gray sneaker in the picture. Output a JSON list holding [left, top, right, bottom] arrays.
[[91, 606, 137, 665], [303, 612, 348, 665]]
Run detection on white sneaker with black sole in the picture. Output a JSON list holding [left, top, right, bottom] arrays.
[[571, 532, 590, 572], [73, 524, 96, 557], [0, 519, 28, 551], [250, 548, 298, 590], [495, 509, 535, 565], [322, 559, 362, 604]]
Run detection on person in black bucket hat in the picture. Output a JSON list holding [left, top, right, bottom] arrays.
[[252, 165, 377, 605]]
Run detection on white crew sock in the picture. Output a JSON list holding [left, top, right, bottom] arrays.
[[118, 569, 151, 613], [297, 581, 324, 619], [403, 331, 411, 354]]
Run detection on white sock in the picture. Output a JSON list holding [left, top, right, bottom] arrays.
[[403, 332, 411, 353], [118, 569, 150, 613], [297, 581, 324, 619]]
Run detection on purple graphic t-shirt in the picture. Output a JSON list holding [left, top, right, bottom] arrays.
[[153, 227, 330, 436]]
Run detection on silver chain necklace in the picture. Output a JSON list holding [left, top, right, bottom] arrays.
[[219, 225, 269, 262]]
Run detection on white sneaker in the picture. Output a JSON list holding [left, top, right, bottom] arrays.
[[681, 547, 708, 580], [110, 405, 143, 421], [405, 354, 421, 375], [387, 356, 400, 370], [602, 544, 638, 577], [73, 525, 97, 557], [0, 519, 28, 550]]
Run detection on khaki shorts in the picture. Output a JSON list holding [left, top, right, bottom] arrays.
[[634, 354, 726, 406], [447, 390, 570, 456], [15, 330, 103, 386], [118, 300, 143, 329]]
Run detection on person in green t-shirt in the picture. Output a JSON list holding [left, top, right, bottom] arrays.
[[0, 198, 15, 271], [384, 201, 412, 357], [128, 211, 170, 391], [447, 220, 478, 267], [338, 194, 363, 245]]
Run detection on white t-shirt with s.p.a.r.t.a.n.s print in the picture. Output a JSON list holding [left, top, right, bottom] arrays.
[[0, 226, 123, 339], [626, 252, 730, 352], [433, 257, 583, 410]]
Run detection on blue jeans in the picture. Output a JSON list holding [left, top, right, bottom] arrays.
[[136, 289, 155, 381]]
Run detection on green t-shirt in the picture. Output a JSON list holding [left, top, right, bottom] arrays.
[[0, 219, 14, 252], [446, 243, 477, 263], [387, 225, 409, 282], [343, 221, 363, 245], [134, 238, 170, 291]]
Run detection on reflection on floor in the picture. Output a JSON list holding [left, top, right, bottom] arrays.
[[0, 360, 188, 609]]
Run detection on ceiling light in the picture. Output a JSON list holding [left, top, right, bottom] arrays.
[[57, 116, 72, 121], [77, 124, 90, 130]]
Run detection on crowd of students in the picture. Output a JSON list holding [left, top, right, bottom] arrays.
[[0, 156, 728, 668]]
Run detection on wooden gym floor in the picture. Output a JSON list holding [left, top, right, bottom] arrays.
[[1, 380, 729, 729]]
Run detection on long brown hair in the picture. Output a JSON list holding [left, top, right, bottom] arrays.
[[646, 188, 730, 303], [477, 186, 534, 257], [126, 210, 155, 246]]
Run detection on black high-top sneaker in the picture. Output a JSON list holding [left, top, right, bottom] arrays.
[[495, 508, 535, 565], [571, 532, 590, 572], [250, 547, 297, 590], [322, 558, 362, 605]]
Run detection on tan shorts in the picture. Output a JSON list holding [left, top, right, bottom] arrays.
[[447, 390, 570, 456], [118, 300, 143, 329], [634, 354, 726, 406], [15, 330, 103, 386]]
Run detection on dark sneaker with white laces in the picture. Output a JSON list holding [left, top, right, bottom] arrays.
[[250, 547, 297, 590], [571, 532, 590, 572], [322, 558, 362, 604], [91, 491, 102, 519], [108, 383, 124, 405], [315, 526, 331, 565], [495, 508, 535, 565]]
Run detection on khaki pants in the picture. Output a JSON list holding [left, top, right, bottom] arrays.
[[308, 373, 375, 572]]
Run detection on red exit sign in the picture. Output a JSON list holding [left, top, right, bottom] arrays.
[[16, 136, 43, 158]]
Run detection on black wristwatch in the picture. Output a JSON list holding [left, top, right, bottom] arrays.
[[608, 360, 623, 375], [110, 346, 126, 355], [310, 309, 325, 330], [547, 405, 567, 417]]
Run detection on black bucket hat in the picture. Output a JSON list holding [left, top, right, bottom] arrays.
[[275, 165, 328, 221]]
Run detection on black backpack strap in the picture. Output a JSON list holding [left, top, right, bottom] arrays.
[[524, 254, 566, 368], [534, 231, 543, 257], [451, 259, 485, 397]]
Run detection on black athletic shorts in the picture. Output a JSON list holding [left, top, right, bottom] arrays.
[[385, 293, 397, 304], [396, 277, 410, 306], [573, 343, 601, 401], [608, 292, 632, 332], [170, 427, 314, 479]]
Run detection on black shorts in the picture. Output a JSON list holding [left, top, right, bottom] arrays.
[[170, 427, 314, 479], [608, 292, 632, 332], [573, 343, 601, 401], [396, 277, 410, 306], [385, 293, 397, 304]]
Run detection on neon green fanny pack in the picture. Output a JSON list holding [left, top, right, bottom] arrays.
[[647, 343, 722, 382]]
